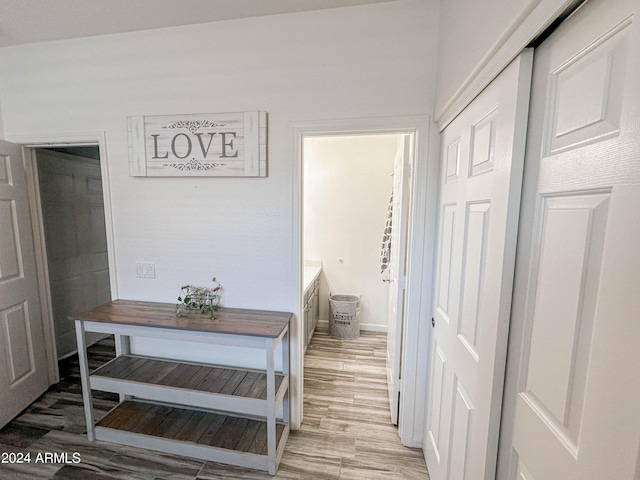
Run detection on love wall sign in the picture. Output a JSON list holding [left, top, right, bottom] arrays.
[[127, 111, 267, 177]]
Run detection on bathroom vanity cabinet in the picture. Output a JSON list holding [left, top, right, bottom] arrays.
[[303, 264, 321, 352]]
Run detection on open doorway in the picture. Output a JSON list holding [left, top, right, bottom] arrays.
[[33, 146, 112, 359], [303, 134, 403, 332], [293, 115, 435, 447], [291, 116, 438, 447], [302, 133, 410, 426]]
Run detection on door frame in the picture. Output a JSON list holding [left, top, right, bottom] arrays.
[[13, 132, 118, 384], [291, 115, 438, 446]]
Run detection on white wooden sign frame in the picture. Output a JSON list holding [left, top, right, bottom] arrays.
[[128, 111, 267, 177]]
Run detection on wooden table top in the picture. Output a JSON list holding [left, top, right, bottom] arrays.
[[73, 300, 292, 338]]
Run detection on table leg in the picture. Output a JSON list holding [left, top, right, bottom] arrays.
[[75, 320, 95, 441], [266, 338, 276, 475]]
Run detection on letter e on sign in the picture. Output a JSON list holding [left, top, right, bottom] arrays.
[[127, 111, 267, 177]]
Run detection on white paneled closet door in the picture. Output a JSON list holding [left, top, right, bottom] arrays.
[[500, 0, 640, 478], [0, 139, 50, 429], [425, 51, 532, 480]]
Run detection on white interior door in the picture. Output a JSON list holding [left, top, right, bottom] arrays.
[[36, 149, 111, 358], [499, 0, 640, 478], [425, 51, 533, 480], [0, 139, 50, 429], [386, 134, 411, 425]]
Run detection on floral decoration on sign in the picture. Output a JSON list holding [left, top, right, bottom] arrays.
[[163, 120, 226, 134], [163, 158, 227, 171]]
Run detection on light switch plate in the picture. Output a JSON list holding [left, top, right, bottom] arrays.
[[135, 262, 156, 279]]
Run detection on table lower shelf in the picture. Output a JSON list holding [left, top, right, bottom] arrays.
[[91, 355, 288, 417], [95, 400, 288, 472]]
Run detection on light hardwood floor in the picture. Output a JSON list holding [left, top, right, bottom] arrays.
[[0, 329, 430, 479]]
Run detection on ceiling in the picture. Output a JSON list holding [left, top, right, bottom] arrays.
[[0, 0, 397, 48]]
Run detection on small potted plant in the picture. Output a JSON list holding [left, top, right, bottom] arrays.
[[176, 277, 222, 319]]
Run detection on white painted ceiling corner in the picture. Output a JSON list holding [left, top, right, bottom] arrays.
[[0, 0, 398, 48]]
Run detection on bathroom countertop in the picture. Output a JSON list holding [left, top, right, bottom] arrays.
[[303, 263, 322, 294]]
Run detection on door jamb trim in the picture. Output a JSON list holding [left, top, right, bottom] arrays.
[[17, 132, 117, 384]]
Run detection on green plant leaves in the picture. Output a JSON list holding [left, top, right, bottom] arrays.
[[175, 279, 222, 320]]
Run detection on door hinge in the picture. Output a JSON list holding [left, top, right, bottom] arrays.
[[431, 317, 435, 328]]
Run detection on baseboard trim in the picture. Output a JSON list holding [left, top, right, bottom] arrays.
[[317, 319, 388, 334]]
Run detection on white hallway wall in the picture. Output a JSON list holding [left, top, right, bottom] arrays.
[[303, 134, 399, 331], [0, 0, 439, 424]]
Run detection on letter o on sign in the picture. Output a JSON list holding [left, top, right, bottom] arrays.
[[171, 133, 192, 159]]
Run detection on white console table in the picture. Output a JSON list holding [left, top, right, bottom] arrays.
[[74, 300, 291, 475]]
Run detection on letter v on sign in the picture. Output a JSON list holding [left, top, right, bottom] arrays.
[[195, 132, 217, 158]]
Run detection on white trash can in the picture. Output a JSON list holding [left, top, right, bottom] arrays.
[[328, 294, 361, 339]]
